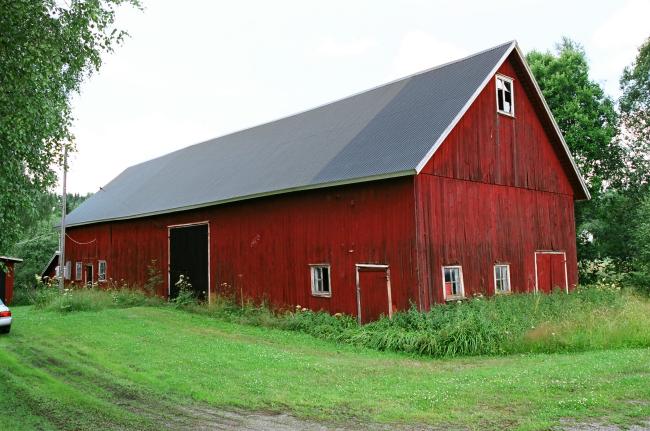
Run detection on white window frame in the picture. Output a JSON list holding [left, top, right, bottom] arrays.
[[496, 74, 515, 117], [64, 261, 71, 280], [310, 264, 332, 297], [98, 260, 107, 282], [75, 262, 83, 281], [442, 265, 465, 300], [494, 264, 511, 294]]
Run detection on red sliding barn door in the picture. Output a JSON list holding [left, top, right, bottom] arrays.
[[535, 252, 567, 293]]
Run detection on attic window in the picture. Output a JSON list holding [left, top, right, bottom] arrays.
[[496, 75, 514, 116]]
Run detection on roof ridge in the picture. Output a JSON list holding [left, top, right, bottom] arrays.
[[144, 40, 518, 160]]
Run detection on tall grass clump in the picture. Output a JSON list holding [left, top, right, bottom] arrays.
[[34, 285, 163, 313], [174, 286, 650, 357], [253, 287, 650, 357]]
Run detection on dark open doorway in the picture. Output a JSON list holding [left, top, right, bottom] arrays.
[[85, 264, 93, 286], [169, 223, 209, 301]]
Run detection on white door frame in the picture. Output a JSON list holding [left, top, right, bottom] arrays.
[[354, 263, 392, 324], [167, 221, 211, 302], [534, 251, 568, 293]]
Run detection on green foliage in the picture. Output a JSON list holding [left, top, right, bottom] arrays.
[[178, 287, 648, 358], [10, 192, 90, 290], [619, 36, 650, 187], [628, 192, 650, 292], [278, 288, 644, 357], [576, 189, 641, 263], [34, 285, 162, 313], [0, 0, 139, 253], [143, 259, 164, 296], [171, 275, 196, 307], [526, 38, 623, 195], [578, 257, 626, 287]]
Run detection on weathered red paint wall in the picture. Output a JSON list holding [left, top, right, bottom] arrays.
[[415, 53, 578, 308], [65, 178, 418, 316]]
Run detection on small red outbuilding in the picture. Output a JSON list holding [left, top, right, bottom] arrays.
[[1, 256, 22, 305]]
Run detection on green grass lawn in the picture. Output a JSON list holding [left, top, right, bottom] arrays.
[[2, 306, 650, 430]]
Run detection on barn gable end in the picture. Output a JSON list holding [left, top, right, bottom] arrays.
[[420, 52, 577, 196], [414, 51, 580, 307]]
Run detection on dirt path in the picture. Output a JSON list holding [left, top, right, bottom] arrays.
[[167, 405, 446, 431], [557, 421, 650, 431]]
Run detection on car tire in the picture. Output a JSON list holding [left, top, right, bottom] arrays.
[[0, 325, 10, 334]]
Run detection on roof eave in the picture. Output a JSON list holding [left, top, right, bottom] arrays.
[[0, 256, 23, 263], [64, 169, 417, 228], [511, 43, 591, 201]]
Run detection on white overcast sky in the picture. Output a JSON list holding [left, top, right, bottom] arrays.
[[64, 0, 650, 194]]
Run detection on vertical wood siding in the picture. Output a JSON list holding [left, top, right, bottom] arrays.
[[415, 53, 578, 308], [65, 178, 418, 317]]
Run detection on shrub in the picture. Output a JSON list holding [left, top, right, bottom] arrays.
[[144, 259, 163, 296], [11, 286, 37, 306], [171, 275, 196, 307]]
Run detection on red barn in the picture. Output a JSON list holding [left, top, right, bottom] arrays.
[[63, 41, 588, 322], [1, 256, 22, 305]]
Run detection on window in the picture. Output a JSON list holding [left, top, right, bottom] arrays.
[[496, 75, 514, 115], [98, 261, 107, 282], [494, 264, 511, 293], [64, 261, 71, 280], [75, 262, 83, 281], [310, 264, 331, 296], [442, 266, 464, 299]]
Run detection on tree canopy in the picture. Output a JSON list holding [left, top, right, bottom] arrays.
[[619, 37, 650, 188], [0, 0, 138, 253], [526, 38, 624, 195]]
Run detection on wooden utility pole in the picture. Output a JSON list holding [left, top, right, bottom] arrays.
[[59, 148, 67, 291]]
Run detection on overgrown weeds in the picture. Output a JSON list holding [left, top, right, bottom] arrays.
[[23, 282, 650, 358], [33, 286, 163, 313], [179, 286, 650, 357]]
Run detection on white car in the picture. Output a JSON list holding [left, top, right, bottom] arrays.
[[0, 299, 11, 334]]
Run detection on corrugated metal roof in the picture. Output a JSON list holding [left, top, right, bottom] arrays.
[[65, 41, 527, 226]]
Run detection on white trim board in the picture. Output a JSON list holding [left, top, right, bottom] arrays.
[[354, 263, 393, 324], [534, 251, 569, 294]]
